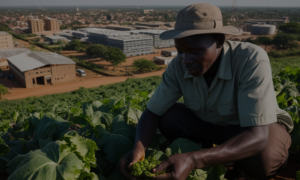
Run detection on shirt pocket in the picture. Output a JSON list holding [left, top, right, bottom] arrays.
[[217, 100, 238, 116], [184, 98, 201, 111]]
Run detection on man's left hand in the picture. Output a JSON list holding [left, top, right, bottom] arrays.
[[149, 152, 199, 180]]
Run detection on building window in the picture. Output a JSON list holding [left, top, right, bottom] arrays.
[[48, 70, 50, 72], [36, 72, 38, 74]]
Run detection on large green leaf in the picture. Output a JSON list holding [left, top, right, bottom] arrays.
[[32, 116, 72, 142], [95, 115, 135, 165], [296, 171, 300, 180], [7, 141, 85, 180], [61, 131, 98, 171], [0, 137, 9, 156]]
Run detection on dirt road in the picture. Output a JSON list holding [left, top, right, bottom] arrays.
[[2, 70, 165, 100]]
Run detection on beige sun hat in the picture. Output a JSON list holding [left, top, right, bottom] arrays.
[[160, 3, 243, 40]]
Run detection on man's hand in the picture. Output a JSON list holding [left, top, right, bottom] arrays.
[[149, 152, 196, 180], [119, 142, 146, 180]]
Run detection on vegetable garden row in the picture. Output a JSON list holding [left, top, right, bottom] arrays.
[[0, 72, 299, 179]]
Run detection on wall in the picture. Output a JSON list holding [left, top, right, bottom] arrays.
[[0, 58, 9, 70], [28, 20, 44, 33], [45, 19, 60, 31], [9, 64, 76, 88], [0, 34, 14, 50], [23, 66, 52, 88], [8, 61, 26, 87], [50, 64, 76, 85]]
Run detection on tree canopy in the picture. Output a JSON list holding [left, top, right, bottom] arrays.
[[103, 47, 126, 69], [64, 40, 87, 52], [86, 44, 108, 58], [132, 58, 159, 73], [273, 33, 299, 49], [279, 22, 300, 34]]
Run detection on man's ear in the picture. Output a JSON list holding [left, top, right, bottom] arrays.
[[216, 34, 225, 48]]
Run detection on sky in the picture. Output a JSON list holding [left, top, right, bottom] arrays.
[[0, 0, 299, 7]]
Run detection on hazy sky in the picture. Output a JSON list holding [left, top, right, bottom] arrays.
[[0, 0, 299, 7]]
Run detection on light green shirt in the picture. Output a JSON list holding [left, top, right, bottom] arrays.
[[147, 40, 294, 133]]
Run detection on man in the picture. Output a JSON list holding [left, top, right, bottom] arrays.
[[119, 3, 293, 180]]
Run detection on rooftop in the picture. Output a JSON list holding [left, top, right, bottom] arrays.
[[0, 31, 10, 36], [7, 51, 76, 72], [0, 48, 31, 58]]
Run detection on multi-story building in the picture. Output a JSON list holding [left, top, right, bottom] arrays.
[[44, 18, 60, 31], [28, 19, 44, 33], [0, 31, 14, 50]]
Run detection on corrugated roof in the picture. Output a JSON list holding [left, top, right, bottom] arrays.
[[0, 48, 31, 58], [7, 52, 76, 72], [0, 31, 10, 35]]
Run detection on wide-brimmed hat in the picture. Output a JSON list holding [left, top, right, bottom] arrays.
[[160, 3, 243, 40]]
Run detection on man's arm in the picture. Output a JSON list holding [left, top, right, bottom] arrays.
[[192, 125, 269, 168], [134, 108, 160, 152]]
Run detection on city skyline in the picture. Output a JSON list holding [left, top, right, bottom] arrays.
[[1, 0, 300, 7]]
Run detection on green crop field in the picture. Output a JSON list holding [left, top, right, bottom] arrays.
[[0, 58, 300, 179]]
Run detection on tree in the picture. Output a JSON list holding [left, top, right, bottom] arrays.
[[0, 23, 12, 31], [278, 22, 300, 34], [0, 84, 8, 100], [132, 58, 159, 73], [256, 36, 273, 50], [65, 39, 87, 52], [86, 44, 108, 58], [103, 47, 126, 70], [272, 33, 299, 49]]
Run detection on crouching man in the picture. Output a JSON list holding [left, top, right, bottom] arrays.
[[119, 3, 293, 180]]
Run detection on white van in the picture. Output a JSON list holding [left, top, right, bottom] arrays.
[[76, 69, 86, 77]]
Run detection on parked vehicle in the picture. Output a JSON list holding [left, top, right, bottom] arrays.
[[76, 69, 86, 77]]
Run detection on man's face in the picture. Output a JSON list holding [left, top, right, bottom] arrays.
[[174, 34, 220, 77]]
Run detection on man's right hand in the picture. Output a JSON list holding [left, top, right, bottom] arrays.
[[119, 143, 145, 180]]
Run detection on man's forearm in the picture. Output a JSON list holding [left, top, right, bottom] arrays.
[[191, 125, 269, 169], [134, 108, 160, 150]]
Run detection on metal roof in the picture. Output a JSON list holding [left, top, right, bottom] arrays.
[[0, 31, 10, 35], [0, 48, 31, 59], [7, 52, 76, 72]]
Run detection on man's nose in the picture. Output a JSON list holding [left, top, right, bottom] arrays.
[[182, 53, 194, 64]]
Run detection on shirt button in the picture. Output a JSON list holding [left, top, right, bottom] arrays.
[[230, 109, 233, 111], [210, 111, 212, 113], [187, 105, 189, 107]]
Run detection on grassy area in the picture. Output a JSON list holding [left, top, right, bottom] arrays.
[[270, 56, 300, 76]]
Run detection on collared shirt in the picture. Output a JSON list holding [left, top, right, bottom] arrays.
[[147, 40, 294, 133]]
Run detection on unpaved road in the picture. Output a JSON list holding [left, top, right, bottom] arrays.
[[2, 70, 165, 100]]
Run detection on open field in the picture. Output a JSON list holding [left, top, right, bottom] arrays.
[[61, 47, 175, 76]]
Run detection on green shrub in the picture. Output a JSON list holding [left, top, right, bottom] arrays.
[[132, 58, 160, 73], [0, 84, 8, 99], [273, 33, 299, 49]]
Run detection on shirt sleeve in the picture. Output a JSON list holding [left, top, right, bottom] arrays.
[[238, 60, 278, 127], [147, 60, 182, 116]]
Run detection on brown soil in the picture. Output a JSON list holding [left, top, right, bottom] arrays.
[[61, 47, 176, 76], [14, 39, 49, 52], [1, 69, 165, 100]]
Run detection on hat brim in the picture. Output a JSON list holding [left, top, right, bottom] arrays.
[[160, 26, 243, 40]]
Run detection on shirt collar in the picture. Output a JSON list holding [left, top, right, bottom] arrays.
[[183, 41, 232, 80]]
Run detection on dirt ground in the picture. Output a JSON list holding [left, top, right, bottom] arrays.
[[1, 68, 165, 100], [14, 39, 49, 52], [61, 47, 176, 76]]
